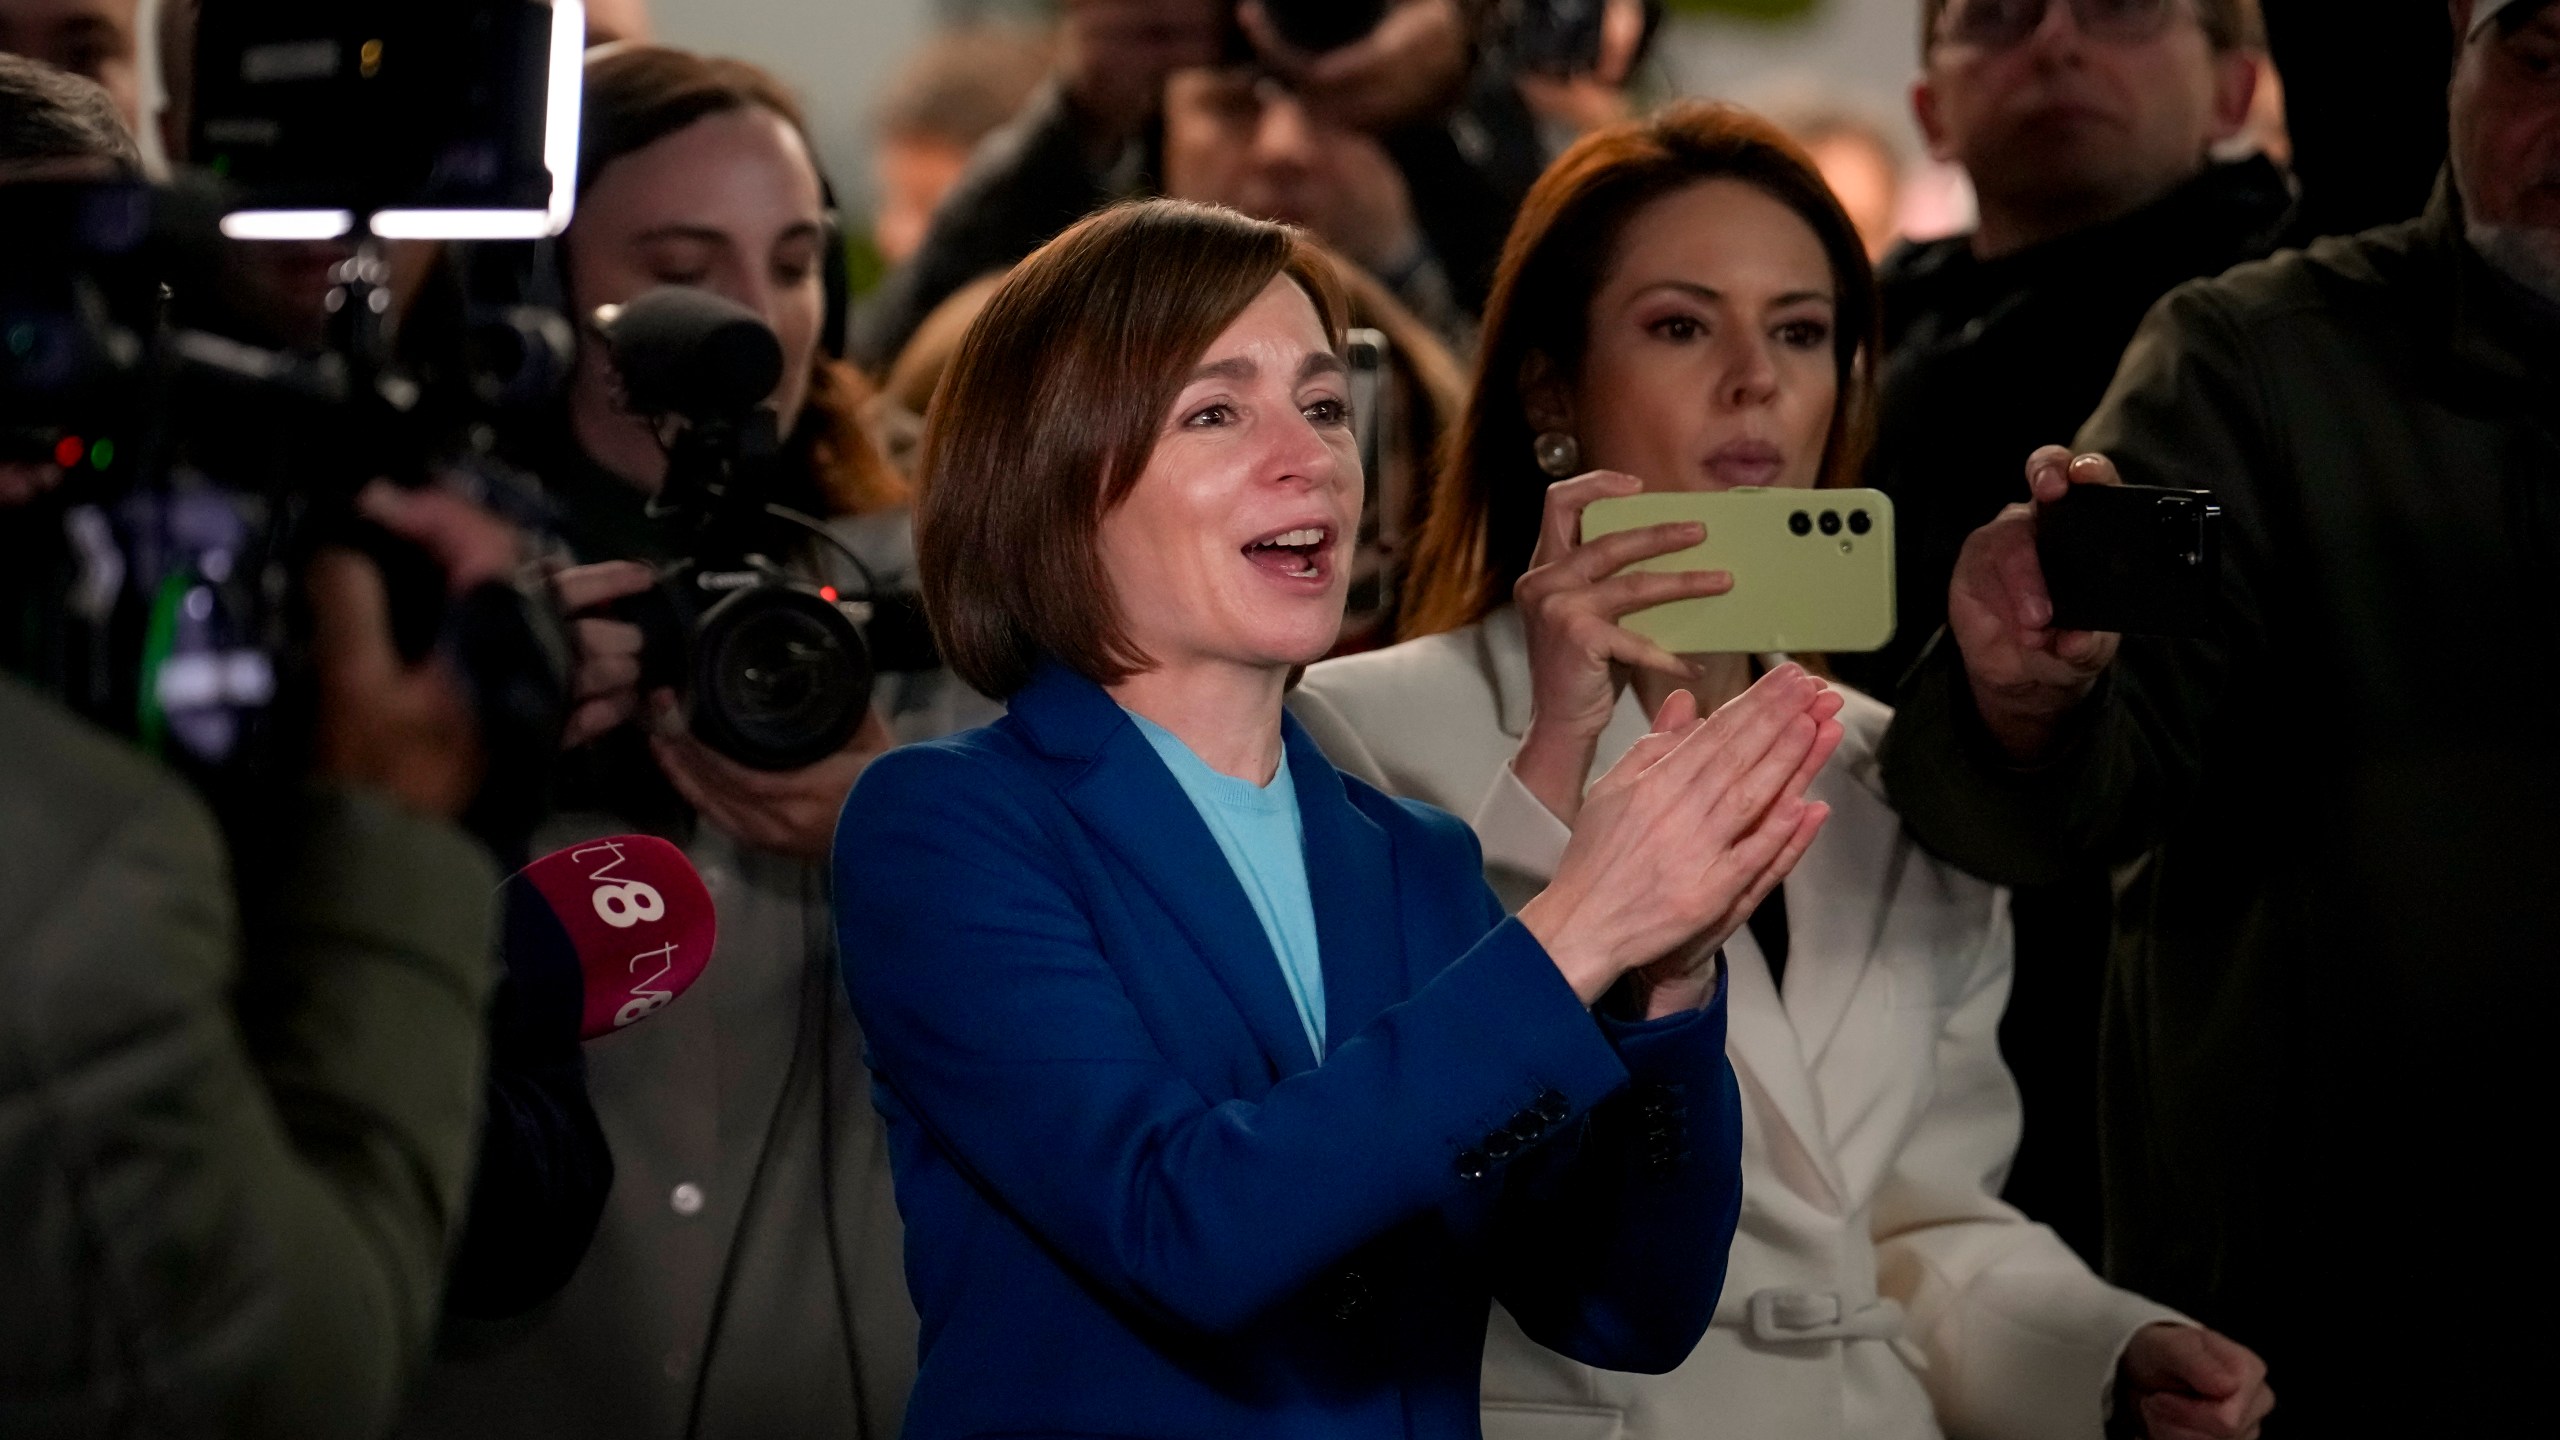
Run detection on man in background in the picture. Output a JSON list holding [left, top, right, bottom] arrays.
[[1836, 0, 2294, 1268], [0, 0, 139, 131], [870, 24, 1052, 268], [1880, 1, 2560, 1427], [850, 0, 1514, 369], [1767, 96, 1909, 259]]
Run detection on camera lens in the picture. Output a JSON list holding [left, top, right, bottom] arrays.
[[1818, 511, 1842, 535], [1848, 509, 1872, 535], [1789, 511, 1813, 536], [690, 587, 872, 771]]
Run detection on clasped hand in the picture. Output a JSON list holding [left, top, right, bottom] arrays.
[[1519, 665, 1842, 1019]]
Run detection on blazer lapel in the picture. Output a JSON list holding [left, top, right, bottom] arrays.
[[1283, 717, 1404, 1047], [1014, 666, 1321, 1078], [1722, 923, 1851, 1213], [1781, 762, 1900, 1071]]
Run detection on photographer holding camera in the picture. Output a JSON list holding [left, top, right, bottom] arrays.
[[851, 0, 1542, 367], [1, 55, 514, 1438], [399, 44, 940, 1440]]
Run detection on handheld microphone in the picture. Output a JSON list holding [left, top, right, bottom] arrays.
[[499, 834, 717, 1042]]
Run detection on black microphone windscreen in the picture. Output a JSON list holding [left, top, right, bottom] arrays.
[[602, 285, 784, 420]]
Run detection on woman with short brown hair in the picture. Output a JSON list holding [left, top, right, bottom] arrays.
[[837, 197, 1848, 1438]]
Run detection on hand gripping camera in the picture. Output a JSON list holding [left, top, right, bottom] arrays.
[[596, 286, 932, 772]]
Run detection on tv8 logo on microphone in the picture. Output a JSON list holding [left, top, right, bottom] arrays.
[[518, 834, 719, 1040], [589, 867, 667, 931]]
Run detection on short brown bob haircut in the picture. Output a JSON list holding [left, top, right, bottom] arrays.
[[1398, 102, 1882, 641], [917, 200, 1347, 699]]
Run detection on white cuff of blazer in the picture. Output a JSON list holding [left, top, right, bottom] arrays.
[[1473, 763, 1574, 887]]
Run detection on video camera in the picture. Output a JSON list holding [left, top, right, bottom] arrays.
[[0, 0, 587, 847], [592, 287, 938, 772]]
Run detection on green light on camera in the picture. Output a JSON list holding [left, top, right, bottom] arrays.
[[89, 439, 116, 470]]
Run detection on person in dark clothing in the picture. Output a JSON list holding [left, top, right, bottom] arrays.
[[1846, 0, 2286, 698], [1876, 1, 2560, 1430], [1833, 0, 2292, 1268], [2258, 0, 2449, 240], [849, 0, 1539, 371]]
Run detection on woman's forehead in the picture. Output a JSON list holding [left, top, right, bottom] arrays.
[[588, 108, 823, 231], [1191, 277, 1335, 370], [1605, 179, 1835, 300]]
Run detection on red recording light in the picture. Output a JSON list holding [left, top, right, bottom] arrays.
[[819, 585, 839, 602], [53, 436, 84, 469]]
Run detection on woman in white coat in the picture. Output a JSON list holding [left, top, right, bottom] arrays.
[[1290, 103, 2276, 1440]]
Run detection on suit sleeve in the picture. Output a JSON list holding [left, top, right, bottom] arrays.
[[1485, 970, 1745, 1376], [1880, 280, 2285, 885], [1871, 888, 2184, 1439], [837, 745, 1686, 1339]]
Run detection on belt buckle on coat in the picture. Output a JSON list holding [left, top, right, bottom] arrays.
[[1744, 1288, 1905, 1344]]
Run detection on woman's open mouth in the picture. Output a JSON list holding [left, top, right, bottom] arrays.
[[1243, 524, 1335, 583]]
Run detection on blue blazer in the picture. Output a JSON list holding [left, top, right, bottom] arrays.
[[835, 663, 1744, 1439]]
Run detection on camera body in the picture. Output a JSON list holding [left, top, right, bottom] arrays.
[[1259, 0, 1388, 52], [595, 285, 935, 773], [0, 172, 573, 847], [2036, 484, 2222, 637], [624, 552, 875, 773]]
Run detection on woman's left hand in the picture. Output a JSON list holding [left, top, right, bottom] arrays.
[[2117, 1324, 2274, 1440], [648, 692, 895, 862]]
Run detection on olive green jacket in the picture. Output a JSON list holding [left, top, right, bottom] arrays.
[[0, 676, 495, 1438], [1879, 179, 2560, 1432]]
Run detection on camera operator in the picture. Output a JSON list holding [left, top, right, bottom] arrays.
[[850, 0, 1532, 367], [0, 55, 515, 1437], [398, 44, 934, 1440]]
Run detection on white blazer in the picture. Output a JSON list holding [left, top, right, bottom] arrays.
[[1291, 606, 2179, 1440]]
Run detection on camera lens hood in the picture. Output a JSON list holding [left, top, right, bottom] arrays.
[[685, 581, 873, 772]]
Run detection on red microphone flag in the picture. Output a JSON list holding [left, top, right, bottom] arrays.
[[515, 834, 718, 1039]]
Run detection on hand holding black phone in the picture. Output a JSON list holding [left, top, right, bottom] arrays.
[[2035, 483, 2222, 637]]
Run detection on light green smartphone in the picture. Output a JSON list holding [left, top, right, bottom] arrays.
[[1579, 488, 1897, 654]]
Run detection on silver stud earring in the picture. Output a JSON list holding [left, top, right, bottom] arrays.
[[1533, 431, 1581, 478]]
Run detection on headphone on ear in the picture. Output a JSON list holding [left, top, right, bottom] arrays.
[[817, 172, 851, 364]]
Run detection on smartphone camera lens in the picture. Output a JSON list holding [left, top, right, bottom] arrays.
[[1818, 510, 1843, 536], [1848, 509, 1872, 536], [1788, 510, 1812, 536]]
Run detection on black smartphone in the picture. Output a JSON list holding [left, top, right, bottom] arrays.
[[2035, 484, 2221, 637]]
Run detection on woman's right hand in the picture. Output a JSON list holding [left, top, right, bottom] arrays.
[[552, 560, 658, 750], [1519, 664, 1843, 1008], [1510, 470, 1733, 827]]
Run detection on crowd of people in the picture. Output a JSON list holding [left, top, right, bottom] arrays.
[[2, 0, 2551, 1438]]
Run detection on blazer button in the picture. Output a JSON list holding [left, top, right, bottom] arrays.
[[1454, 1148, 1492, 1182], [1481, 1131, 1522, 1162], [1329, 1268, 1372, 1323], [1504, 1111, 1546, 1143], [1532, 1090, 1572, 1124]]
